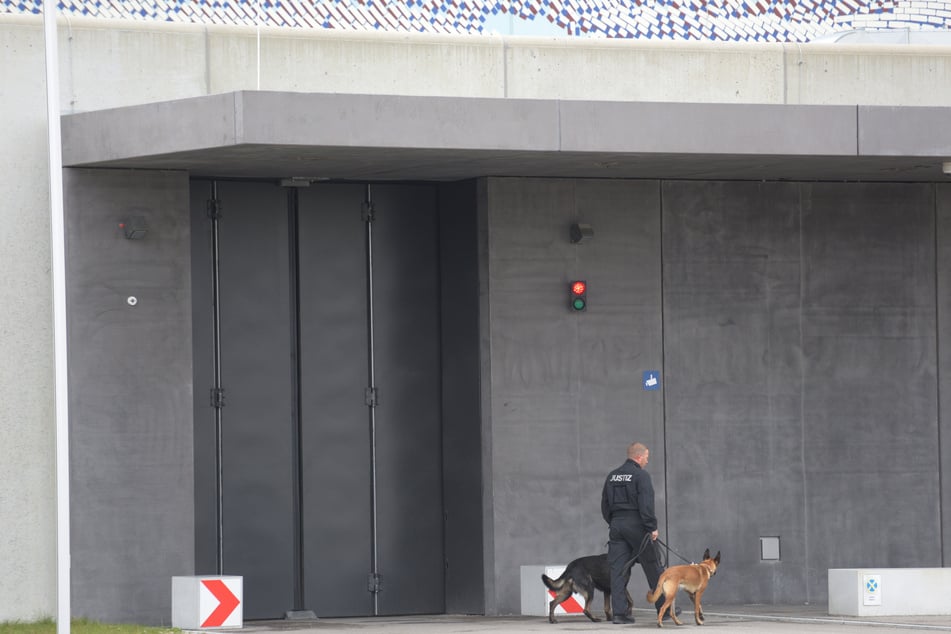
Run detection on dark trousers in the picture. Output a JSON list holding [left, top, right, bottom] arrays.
[[607, 518, 666, 616]]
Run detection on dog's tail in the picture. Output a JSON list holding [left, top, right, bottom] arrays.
[[541, 572, 566, 591], [646, 581, 665, 604]]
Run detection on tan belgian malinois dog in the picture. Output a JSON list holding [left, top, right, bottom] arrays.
[[646, 549, 720, 627]]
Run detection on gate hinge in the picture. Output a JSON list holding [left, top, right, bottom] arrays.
[[210, 387, 226, 409], [365, 386, 378, 408], [207, 198, 223, 221], [361, 201, 375, 224], [367, 572, 382, 594]]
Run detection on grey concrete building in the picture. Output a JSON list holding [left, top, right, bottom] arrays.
[[4, 13, 951, 626]]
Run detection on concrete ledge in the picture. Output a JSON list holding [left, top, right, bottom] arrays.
[[859, 106, 951, 156], [828, 568, 951, 616], [61, 90, 951, 182]]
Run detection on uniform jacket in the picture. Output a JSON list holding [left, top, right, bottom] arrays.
[[601, 458, 657, 531]]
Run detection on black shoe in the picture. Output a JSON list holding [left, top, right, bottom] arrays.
[[660, 607, 682, 621], [612, 614, 636, 624]]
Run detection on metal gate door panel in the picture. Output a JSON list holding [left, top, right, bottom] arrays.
[[297, 184, 445, 617], [298, 184, 374, 616], [371, 185, 445, 615], [191, 181, 218, 578], [195, 181, 446, 618], [192, 181, 296, 619]]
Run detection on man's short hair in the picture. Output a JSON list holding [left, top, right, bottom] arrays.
[[628, 442, 648, 459]]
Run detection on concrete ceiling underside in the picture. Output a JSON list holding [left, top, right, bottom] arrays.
[[60, 91, 951, 183]]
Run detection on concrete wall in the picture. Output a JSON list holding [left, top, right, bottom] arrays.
[[4, 12, 951, 622], [664, 181, 939, 605], [7, 16, 951, 114], [483, 178, 944, 614], [0, 14, 60, 623], [663, 181, 807, 604], [63, 168, 195, 625], [483, 178, 666, 612]]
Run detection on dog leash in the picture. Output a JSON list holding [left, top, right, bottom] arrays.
[[655, 537, 695, 565], [619, 535, 694, 575], [619, 534, 661, 575]]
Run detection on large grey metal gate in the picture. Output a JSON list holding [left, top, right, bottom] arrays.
[[191, 180, 445, 619]]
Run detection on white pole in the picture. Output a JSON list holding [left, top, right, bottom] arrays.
[[42, 2, 71, 634]]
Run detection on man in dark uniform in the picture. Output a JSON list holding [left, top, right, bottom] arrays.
[[601, 441, 677, 625]]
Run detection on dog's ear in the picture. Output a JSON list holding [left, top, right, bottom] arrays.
[[714, 551, 721, 564], [703, 548, 710, 560]]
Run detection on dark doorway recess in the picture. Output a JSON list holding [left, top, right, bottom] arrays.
[[191, 179, 484, 619]]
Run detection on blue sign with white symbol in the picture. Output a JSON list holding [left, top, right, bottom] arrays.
[[863, 574, 882, 606], [643, 371, 660, 391]]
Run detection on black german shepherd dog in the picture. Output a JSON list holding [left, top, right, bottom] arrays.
[[541, 554, 632, 623]]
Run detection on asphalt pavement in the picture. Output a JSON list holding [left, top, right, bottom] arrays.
[[221, 605, 951, 634]]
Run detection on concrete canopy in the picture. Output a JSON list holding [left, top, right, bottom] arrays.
[[61, 90, 951, 182]]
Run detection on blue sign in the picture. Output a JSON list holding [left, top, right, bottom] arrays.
[[643, 371, 660, 391]]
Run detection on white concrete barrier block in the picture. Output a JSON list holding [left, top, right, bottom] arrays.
[[829, 568, 951, 616], [520, 564, 589, 617], [172, 576, 243, 629]]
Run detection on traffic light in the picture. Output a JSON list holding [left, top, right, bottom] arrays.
[[569, 280, 587, 312]]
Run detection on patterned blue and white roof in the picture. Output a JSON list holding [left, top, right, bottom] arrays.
[[4, 0, 951, 42]]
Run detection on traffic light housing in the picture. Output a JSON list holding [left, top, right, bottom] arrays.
[[570, 280, 587, 312]]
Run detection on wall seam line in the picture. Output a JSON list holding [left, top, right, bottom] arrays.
[[935, 183, 945, 566], [798, 183, 810, 604], [659, 179, 670, 548]]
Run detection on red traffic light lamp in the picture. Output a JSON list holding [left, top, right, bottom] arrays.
[[570, 280, 587, 312]]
